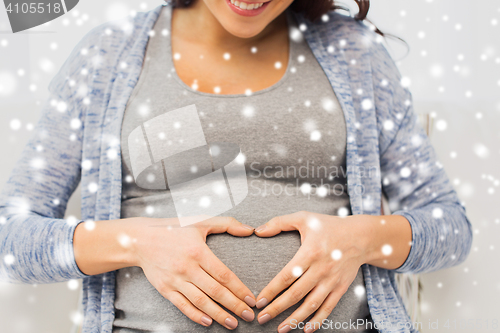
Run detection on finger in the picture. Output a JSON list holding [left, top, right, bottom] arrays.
[[181, 281, 240, 330], [257, 270, 317, 324], [255, 211, 307, 237], [200, 247, 256, 307], [189, 269, 255, 322], [256, 247, 312, 309], [164, 290, 213, 327], [303, 287, 346, 333], [204, 216, 254, 237], [276, 284, 330, 333]]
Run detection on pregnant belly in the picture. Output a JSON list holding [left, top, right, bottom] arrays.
[[206, 230, 302, 298], [205, 185, 344, 295], [113, 233, 369, 333], [114, 188, 371, 332]]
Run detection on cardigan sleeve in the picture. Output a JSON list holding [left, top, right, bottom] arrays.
[[0, 95, 90, 283], [0, 26, 101, 284], [0, 9, 160, 284], [372, 40, 473, 274]]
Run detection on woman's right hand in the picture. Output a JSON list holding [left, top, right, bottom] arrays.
[[126, 216, 256, 329]]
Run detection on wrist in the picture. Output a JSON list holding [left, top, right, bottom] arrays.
[[73, 218, 141, 275], [116, 217, 142, 268], [348, 215, 382, 265], [122, 217, 170, 268], [350, 214, 412, 270]]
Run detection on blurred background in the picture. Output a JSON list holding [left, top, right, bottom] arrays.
[[0, 0, 499, 332]]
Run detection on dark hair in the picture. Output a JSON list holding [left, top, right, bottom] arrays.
[[170, 0, 407, 53]]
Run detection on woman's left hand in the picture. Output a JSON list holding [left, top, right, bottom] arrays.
[[253, 211, 370, 333]]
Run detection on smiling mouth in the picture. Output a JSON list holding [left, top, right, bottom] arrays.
[[229, 0, 269, 10]]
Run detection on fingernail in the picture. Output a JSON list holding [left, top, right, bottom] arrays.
[[241, 309, 254, 321], [201, 315, 212, 326], [258, 313, 271, 325], [255, 225, 267, 233], [256, 297, 268, 309], [244, 295, 256, 307], [279, 324, 291, 333], [242, 224, 254, 231], [225, 317, 238, 329]]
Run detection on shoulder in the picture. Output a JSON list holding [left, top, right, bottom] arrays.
[[324, 11, 407, 95], [308, 11, 397, 69], [307, 10, 379, 50], [48, 6, 162, 99], [325, 11, 373, 38], [78, 8, 160, 49], [301, 9, 402, 82], [308, 10, 413, 141], [58, 7, 161, 69]]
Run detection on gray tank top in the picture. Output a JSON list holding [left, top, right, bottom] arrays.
[[113, 4, 374, 333]]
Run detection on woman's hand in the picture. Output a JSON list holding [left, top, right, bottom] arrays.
[[250, 211, 364, 332], [253, 211, 412, 333], [126, 216, 257, 330], [252, 211, 368, 332]]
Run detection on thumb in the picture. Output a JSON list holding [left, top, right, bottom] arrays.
[[204, 216, 254, 237], [255, 213, 301, 237]]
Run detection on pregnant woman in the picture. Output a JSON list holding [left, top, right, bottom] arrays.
[[0, 0, 472, 333]]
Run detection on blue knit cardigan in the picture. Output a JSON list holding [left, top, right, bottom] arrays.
[[0, 4, 472, 333]]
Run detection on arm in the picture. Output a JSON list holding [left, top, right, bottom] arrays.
[[372, 40, 473, 274], [0, 12, 152, 283], [0, 23, 102, 284], [0, 91, 89, 283]]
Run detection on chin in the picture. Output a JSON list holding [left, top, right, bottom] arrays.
[[224, 23, 266, 38]]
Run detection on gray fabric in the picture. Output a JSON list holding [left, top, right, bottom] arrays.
[[113, 5, 374, 333]]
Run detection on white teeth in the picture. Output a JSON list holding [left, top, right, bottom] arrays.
[[231, 0, 265, 10]]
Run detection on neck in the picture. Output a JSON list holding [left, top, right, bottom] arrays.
[[171, 1, 288, 51]]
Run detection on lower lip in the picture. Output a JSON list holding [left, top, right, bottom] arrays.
[[226, 0, 270, 17]]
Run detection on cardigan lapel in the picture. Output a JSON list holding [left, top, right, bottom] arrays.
[[106, 6, 164, 222], [290, 10, 364, 215], [79, 6, 164, 333]]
